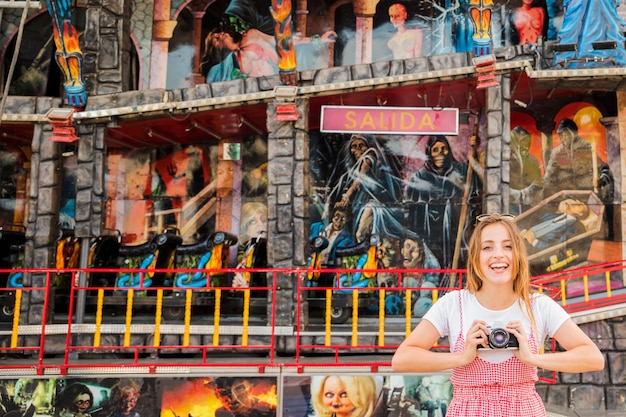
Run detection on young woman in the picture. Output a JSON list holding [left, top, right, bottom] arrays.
[[391, 213, 604, 416]]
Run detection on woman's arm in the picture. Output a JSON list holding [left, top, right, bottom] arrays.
[[391, 319, 485, 373], [514, 318, 605, 372]]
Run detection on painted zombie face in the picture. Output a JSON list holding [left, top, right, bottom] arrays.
[[518, 134, 531, 156], [557, 127, 575, 148], [120, 390, 138, 415], [350, 138, 369, 160], [216, 380, 252, 412], [512, 128, 532, 157], [378, 238, 396, 268], [332, 210, 347, 231], [74, 393, 91, 414], [429, 140, 450, 168], [401, 238, 423, 268]]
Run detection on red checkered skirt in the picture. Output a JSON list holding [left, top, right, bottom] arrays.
[[446, 293, 546, 417]]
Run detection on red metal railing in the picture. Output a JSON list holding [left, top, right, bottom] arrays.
[[0, 263, 622, 379], [293, 267, 465, 369], [532, 260, 626, 314]]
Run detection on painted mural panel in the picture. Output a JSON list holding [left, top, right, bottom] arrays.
[[0, 377, 279, 417], [509, 103, 619, 277], [0, 378, 56, 416], [159, 376, 278, 417], [4, 2, 626, 93], [310, 96, 624, 314], [282, 374, 452, 417], [309, 117, 482, 316], [0, 377, 159, 417], [0, 375, 459, 417], [163, 0, 626, 89]]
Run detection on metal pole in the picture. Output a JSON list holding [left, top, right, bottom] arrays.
[[74, 237, 91, 324]]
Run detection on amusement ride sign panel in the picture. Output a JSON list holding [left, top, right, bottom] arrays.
[[320, 105, 459, 135]]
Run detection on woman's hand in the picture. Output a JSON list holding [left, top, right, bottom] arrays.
[[462, 320, 488, 364], [507, 320, 535, 364]]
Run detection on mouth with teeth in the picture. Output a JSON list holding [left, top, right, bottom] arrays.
[[490, 262, 509, 271]]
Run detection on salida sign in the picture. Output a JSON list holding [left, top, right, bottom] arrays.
[[320, 105, 458, 135]]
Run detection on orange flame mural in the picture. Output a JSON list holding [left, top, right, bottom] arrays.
[[271, 0, 298, 85], [47, 0, 87, 108]]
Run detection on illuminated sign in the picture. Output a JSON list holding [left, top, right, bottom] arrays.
[[320, 105, 459, 135]]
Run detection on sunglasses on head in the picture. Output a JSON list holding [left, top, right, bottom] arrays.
[[476, 213, 516, 223]]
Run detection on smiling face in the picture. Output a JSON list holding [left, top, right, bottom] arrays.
[[478, 223, 514, 287], [322, 376, 356, 417]]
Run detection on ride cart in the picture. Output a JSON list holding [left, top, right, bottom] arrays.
[[0, 225, 26, 321], [165, 231, 238, 320], [306, 234, 381, 324], [86, 229, 182, 316]]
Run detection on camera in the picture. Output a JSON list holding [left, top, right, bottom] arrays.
[[481, 322, 519, 349]]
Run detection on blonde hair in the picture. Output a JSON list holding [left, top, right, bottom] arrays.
[[240, 201, 268, 241], [312, 375, 378, 417], [466, 214, 537, 328]]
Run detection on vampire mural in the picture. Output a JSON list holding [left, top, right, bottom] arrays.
[[198, 0, 337, 84]]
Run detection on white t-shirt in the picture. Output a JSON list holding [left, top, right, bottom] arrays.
[[423, 289, 570, 363]]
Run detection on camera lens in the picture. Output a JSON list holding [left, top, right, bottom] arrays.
[[489, 328, 510, 349]]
